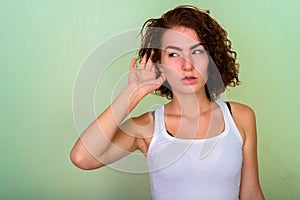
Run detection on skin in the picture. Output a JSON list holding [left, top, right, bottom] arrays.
[[70, 27, 264, 200]]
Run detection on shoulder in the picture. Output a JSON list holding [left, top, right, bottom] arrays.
[[131, 112, 154, 127], [120, 111, 153, 136], [124, 111, 155, 139], [229, 102, 256, 120], [227, 102, 257, 143], [130, 112, 155, 154]]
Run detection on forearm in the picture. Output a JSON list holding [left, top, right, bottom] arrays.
[[71, 84, 146, 166], [240, 189, 264, 200]]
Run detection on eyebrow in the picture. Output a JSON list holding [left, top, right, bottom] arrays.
[[165, 42, 204, 51]]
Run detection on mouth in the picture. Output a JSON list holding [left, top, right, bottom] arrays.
[[181, 76, 197, 84], [182, 76, 197, 80]]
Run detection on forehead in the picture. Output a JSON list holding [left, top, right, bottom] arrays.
[[161, 27, 201, 48]]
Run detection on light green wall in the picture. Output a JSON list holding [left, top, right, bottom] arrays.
[[1, 0, 299, 199]]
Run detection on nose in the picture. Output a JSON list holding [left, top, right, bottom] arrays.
[[181, 56, 194, 71]]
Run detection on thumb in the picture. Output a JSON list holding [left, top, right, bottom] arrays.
[[130, 58, 138, 70]]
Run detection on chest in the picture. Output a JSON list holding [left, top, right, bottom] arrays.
[[147, 138, 243, 181], [164, 108, 225, 140]]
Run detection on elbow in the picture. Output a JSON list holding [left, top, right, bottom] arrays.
[[70, 148, 104, 170], [69, 150, 89, 170]]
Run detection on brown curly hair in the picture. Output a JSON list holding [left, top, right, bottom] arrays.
[[138, 5, 240, 100]]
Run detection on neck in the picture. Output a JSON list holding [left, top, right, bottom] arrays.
[[166, 90, 213, 117]]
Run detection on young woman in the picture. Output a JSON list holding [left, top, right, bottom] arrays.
[[70, 5, 264, 200]]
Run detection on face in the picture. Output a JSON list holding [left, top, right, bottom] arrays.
[[160, 27, 209, 95]]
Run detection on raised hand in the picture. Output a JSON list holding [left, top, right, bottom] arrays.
[[128, 53, 165, 96]]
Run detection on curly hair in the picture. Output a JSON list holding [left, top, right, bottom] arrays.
[[138, 5, 240, 100]]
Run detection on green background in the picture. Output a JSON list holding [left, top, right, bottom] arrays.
[[1, 0, 299, 199]]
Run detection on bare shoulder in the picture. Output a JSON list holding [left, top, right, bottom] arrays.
[[228, 102, 257, 142], [229, 102, 256, 119], [123, 111, 154, 140], [130, 112, 155, 154], [131, 112, 153, 127]]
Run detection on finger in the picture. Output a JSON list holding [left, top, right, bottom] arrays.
[[158, 69, 166, 82], [140, 54, 147, 67], [157, 65, 164, 73], [144, 50, 155, 71], [144, 59, 153, 71], [157, 65, 166, 82], [130, 58, 138, 70], [148, 72, 166, 88], [152, 64, 162, 77]]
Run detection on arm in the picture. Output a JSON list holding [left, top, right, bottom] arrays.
[[70, 57, 165, 170], [230, 102, 265, 200]]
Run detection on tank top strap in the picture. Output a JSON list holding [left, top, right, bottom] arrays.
[[153, 105, 164, 134], [216, 100, 243, 144], [147, 106, 165, 157]]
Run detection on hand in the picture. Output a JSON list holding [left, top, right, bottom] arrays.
[[128, 53, 165, 96]]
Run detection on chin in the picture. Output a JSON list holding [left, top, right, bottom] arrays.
[[173, 85, 205, 96]]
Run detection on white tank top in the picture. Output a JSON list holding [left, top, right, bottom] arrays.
[[146, 100, 243, 200]]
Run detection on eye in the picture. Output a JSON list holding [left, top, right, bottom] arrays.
[[168, 52, 179, 57], [192, 49, 203, 55]]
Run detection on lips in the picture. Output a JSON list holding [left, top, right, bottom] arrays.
[[181, 76, 197, 84], [182, 76, 197, 80]]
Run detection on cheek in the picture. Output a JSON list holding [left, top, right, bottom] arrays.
[[160, 57, 182, 78], [194, 57, 209, 79], [164, 67, 181, 80], [197, 65, 208, 80]]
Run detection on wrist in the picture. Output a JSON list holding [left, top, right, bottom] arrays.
[[124, 83, 148, 100], [123, 84, 147, 111]]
